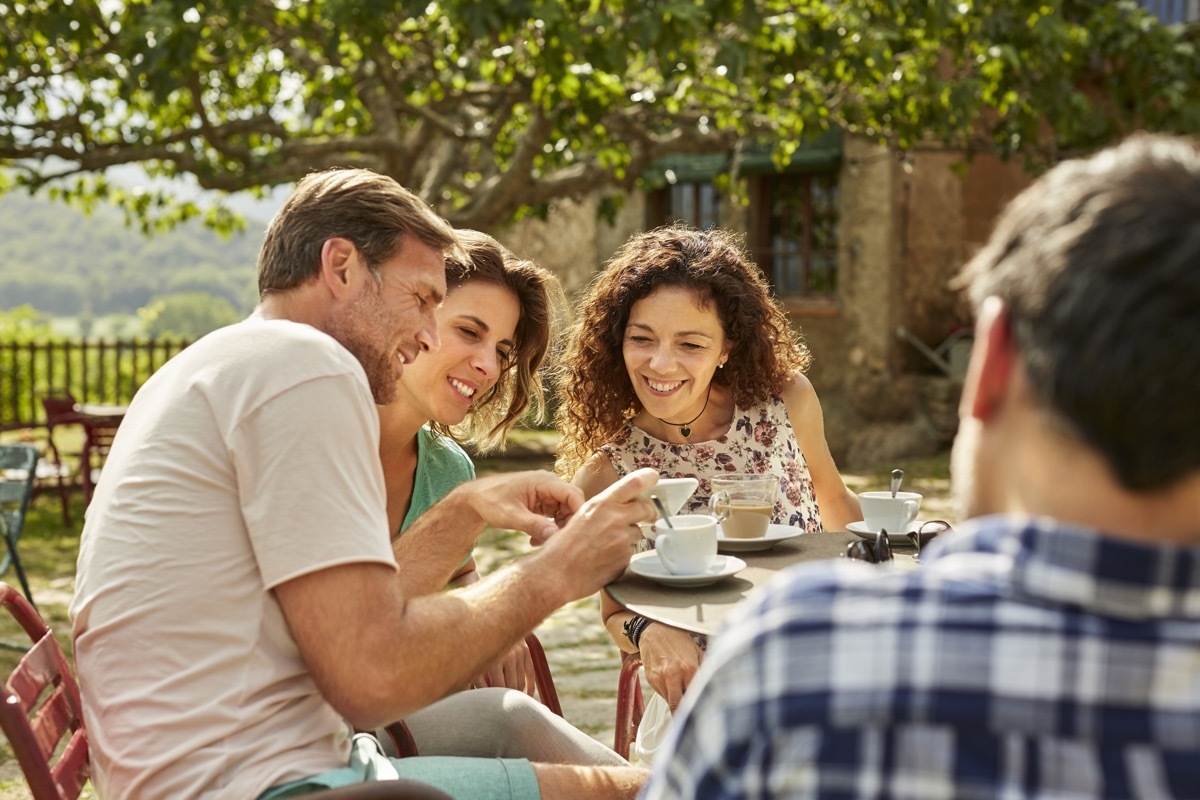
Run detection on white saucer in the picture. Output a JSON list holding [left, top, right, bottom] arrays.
[[717, 523, 806, 552], [846, 520, 923, 545], [628, 552, 747, 587]]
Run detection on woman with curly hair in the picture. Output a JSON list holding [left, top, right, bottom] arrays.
[[375, 230, 629, 766], [555, 224, 860, 712]]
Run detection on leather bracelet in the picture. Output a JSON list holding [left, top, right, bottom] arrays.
[[622, 614, 654, 650]]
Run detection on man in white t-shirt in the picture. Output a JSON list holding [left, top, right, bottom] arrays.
[[70, 169, 656, 800]]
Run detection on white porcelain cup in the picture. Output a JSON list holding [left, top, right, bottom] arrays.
[[655, 514, 719, 576], [858, 491, 922, 533]]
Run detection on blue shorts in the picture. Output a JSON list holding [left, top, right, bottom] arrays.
[[260, 733, 540, 800]]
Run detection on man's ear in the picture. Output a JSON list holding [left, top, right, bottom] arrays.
[[319, 238, 358, 298], [960, 296, 1017, 422]]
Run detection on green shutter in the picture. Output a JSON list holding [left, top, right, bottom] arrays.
[[643, 130, 842, 188]]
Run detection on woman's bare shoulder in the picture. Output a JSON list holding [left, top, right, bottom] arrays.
[[779, 372, 818, 404]]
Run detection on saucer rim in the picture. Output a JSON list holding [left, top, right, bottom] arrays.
[[846, 519, 925, 544], [715, 523, 806, 552], [628, 552, 747, 585]]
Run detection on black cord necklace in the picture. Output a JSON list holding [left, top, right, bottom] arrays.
[[656, 383, 712, 439]]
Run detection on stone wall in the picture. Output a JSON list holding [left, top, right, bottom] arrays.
[[492, 142, 1032, 469], [496, 192, 646, 301]]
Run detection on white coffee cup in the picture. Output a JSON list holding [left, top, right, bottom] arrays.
[[655, 514, 719, 576], [858, 491, 922, 533]]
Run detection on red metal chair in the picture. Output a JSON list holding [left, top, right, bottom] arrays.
[[380, 632, 564, 757], [613, 652, 646, 760], [0, 583, 89, 799], [78, 416, 121, 507], [38, 390, 83, 526], [524, 631, 563, 717], [37, 389, 125, 516]]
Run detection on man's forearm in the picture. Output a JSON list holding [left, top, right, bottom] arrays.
[[369, 550, 574, 725], [391, 485, 487, 595]]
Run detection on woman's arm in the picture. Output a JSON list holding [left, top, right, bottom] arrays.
[[601, 590, 702, 712], [781, 374, 862, 532], [580, 452, 704, 708], [573, 451, 621, 499]]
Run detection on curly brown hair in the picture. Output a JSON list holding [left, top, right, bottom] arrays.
[[554, 224, 811, 477], [431, 229, 567, 453]]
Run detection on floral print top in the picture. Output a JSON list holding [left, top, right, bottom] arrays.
[[600, 395, 822, 549]]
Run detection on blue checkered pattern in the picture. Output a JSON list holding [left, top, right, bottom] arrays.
[[642, 517, 1200, 799]]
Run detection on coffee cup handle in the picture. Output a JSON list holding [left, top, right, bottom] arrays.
[[709, 491, 731, 522], [902, 500, 920, 528]]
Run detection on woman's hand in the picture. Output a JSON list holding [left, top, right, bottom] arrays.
[[470, 638, 537, 695], [638, 624, 703, 711]]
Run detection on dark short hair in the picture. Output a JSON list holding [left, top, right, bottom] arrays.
[[257, 168, 456, 296], [958, 133, 1200, 491]]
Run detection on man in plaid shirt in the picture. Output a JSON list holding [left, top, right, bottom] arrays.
[[644, 133, 1200, 799]]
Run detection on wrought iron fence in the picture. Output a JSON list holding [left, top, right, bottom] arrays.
[[0, 338, 191, 432]]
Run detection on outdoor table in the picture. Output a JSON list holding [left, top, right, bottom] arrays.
[[74, 403, 128, 505], [76, 402, 128, 422], [605, 531, 917, 637]]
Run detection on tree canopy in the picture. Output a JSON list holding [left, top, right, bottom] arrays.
[[2, 0, 1197, 232]]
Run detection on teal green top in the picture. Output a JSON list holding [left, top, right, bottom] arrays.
[[400, 426, 476, 574], [400, 426, 476, 532]]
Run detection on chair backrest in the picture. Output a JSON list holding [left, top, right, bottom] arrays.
[[82, 421, 121, 454], [39, 390, 80, 427], [0, 583, 90, 800], [0, 444, 39, 542]]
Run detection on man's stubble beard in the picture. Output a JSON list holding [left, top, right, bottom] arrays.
[[329, 289, 401, 406]]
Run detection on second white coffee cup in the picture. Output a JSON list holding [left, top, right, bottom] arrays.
[[858, 491, 922, 533], [655, 514, 719, 575]]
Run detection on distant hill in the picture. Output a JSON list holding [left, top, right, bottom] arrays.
[[0, 192, 266, 316]]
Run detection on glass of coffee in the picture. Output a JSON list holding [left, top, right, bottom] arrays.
[[708, 473, 779, 538]]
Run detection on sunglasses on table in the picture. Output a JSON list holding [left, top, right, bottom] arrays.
[[844, 520, 953, 564]]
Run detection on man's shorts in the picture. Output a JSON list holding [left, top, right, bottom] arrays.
[[259, 733, 540, 800]]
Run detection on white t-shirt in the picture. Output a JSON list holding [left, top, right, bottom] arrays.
[[70, 318, 397, 799]]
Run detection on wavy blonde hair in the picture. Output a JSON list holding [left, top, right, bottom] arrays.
[[554, 224, 810, 477], [431, 230, 567, 453]]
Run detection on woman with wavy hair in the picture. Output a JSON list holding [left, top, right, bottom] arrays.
[[555, 224, 860, 711], [376, 230, 628, 766]]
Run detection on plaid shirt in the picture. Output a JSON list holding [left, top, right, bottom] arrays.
[[642, 516, 1200, 799]]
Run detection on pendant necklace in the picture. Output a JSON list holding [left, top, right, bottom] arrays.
[[656, 383, 712, 439]]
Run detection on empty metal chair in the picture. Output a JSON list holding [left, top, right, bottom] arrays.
[[38, 389, 83, 526], [0, 444, 41, 607]]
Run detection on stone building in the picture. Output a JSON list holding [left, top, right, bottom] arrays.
[[498, 134, 1033, 468]]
